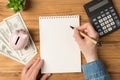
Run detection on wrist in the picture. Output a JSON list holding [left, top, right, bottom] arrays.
[[84, 52, 98, 63]]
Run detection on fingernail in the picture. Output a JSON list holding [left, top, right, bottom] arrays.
[[41, 59, 44, 61], [41, 59, 44, 60], [35, 58, 40, 62], [33, 59, 38, 61], [47, 73, 51, 76], [37, 58, 41, 61]]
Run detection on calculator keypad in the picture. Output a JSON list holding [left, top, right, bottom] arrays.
[[92, 6, 120, 36]]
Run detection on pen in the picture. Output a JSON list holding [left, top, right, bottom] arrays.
[[70, 26, 101, 46]]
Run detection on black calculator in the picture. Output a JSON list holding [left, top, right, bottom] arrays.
[[84, 0, 120, 37]]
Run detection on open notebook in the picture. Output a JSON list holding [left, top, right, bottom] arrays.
[[39, 15, 81, 73]]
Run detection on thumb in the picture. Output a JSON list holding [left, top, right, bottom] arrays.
[[40, 73, 51, 80]]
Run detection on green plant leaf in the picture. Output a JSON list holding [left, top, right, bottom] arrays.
[[20, 0, 24, 3], [14, 6, 19, 12], [7, 3, 13, 8], [18, 1, 21, 4], [18, 5, 24, 10], [15, 0, 18, 3], [9, 0, 14, 3], [7, 0, 25, 12]]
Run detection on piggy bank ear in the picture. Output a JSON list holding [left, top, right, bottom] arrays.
[[12, 29, 19, 34], [9, 29, 29, 50]]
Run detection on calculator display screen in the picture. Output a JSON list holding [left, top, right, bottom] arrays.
[[89, 0, 108, 12]]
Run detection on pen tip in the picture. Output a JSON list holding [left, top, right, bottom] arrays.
[[70, 26, 74, 29]]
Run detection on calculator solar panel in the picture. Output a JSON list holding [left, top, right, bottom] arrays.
[[84, 0, 120, 37]]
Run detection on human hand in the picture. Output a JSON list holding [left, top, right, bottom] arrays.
[[21, 59, 51, 80], [74, 23, 99, 63]]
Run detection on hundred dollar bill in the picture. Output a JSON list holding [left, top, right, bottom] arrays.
[[0, 13, 38, 64], [0, 21, 22, 61], [0, 39, 21, 61]]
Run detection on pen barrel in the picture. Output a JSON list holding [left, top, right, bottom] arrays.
[[70, 25, 101, 46], [79, 32, 97, 45]]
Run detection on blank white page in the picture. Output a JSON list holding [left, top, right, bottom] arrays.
[[39, 15, 81, 73]]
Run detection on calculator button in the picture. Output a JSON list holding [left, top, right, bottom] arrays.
[[100, 23, 105, 26], [104, 29, 108, 33], [94, 22, 98, 25], [99, 32, 104, 36], [105, 21, 109, 24], [102, 14, 105, 17], [103, 17, 107, 21], [113, 16, 118, 20], [106, 24, 111, 28], [105, 9, 108, 12], [96, 25, 101, 28], [115, 20, 120, 26], [108, 27, 113, 31], [107, 15, 112, 19], [97, 16, 101, 19], [110, 9, 114, 13], [98, 28, 102, 32], [102, 26, 107, 30], [99, 19, 103, 23], [92, 18, 97, 22], [109, 6, 113, 9], [109, 18, 113, 22], [105, 21, 107, 25], [106, 12, 110, 15], [100, 11, 104, 14], [112, 13, 116, 16], [110, 22, 115, 26], [106, 25, 109, 28], [107, 21, 109, 24], [113, 25, 117, 29]]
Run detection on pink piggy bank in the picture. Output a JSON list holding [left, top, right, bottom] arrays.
[[9, 29, 29, 50]]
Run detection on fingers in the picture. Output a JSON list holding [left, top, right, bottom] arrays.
[[31, 60, 44, 77], [76, 23, 99, 39], [74, 28, 84, 45], [21, 60, 35, 76], [21, 59, 51, 80], [27, 59, 41, 76], [78, 23, 94, 31], [83, 23, 98, 39], [40, 73, 51, 80]]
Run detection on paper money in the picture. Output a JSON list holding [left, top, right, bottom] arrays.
[[0, 13, 37, 64]]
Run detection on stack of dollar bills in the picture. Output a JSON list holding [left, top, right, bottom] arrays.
[[0, 13, 37, 64]]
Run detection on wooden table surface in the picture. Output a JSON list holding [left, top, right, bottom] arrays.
[[0, 0, 120, 80]]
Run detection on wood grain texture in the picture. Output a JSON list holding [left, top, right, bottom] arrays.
[[0, 0, 120, 80]]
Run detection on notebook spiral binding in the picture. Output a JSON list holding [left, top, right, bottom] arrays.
[[40, 15, 79, 19]]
